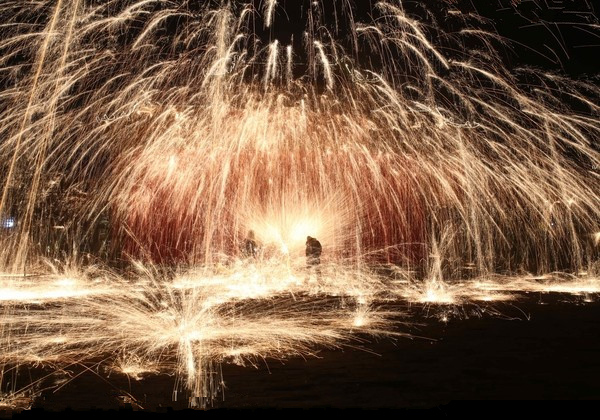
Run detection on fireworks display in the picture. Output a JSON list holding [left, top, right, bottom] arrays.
[[0, 0, 599, 410]]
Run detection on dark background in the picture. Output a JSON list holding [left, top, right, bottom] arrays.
[[244, 0, 600, 77]]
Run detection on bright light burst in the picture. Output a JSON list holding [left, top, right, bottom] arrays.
[[0, 0, 599, 410]]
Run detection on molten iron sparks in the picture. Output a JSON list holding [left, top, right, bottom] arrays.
[[0, 263, 598, 408], [0, 0, 599, 410]]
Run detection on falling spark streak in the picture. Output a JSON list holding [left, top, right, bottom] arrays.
[[0, 0, 599, 410], [264, 40, 279, 89], [264, 0, 277, 29], [286, 44, 293, 86], [314, 41, 334, 90]]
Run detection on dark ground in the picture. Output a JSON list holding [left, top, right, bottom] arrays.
[[2, 292, 600, 416]]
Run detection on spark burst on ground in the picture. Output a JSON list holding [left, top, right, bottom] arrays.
[[0, 0, 599, 410]]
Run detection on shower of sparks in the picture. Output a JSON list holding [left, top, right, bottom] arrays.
[[0, 0, 599, 410]]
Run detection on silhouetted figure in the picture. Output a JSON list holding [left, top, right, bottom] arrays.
[[305, 236, 322, 266], [242, 230, 258, 259]]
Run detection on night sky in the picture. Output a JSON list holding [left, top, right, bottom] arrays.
[[249, 0, 600, 77]]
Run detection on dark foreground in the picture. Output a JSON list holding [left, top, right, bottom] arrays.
[[2, 292, 599, 415]]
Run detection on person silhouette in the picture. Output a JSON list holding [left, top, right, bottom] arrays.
[[242, 230, 259, 259], [305, 236, 322, 267]]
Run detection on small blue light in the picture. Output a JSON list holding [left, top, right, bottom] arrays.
[[2, 217, 15, 229]]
